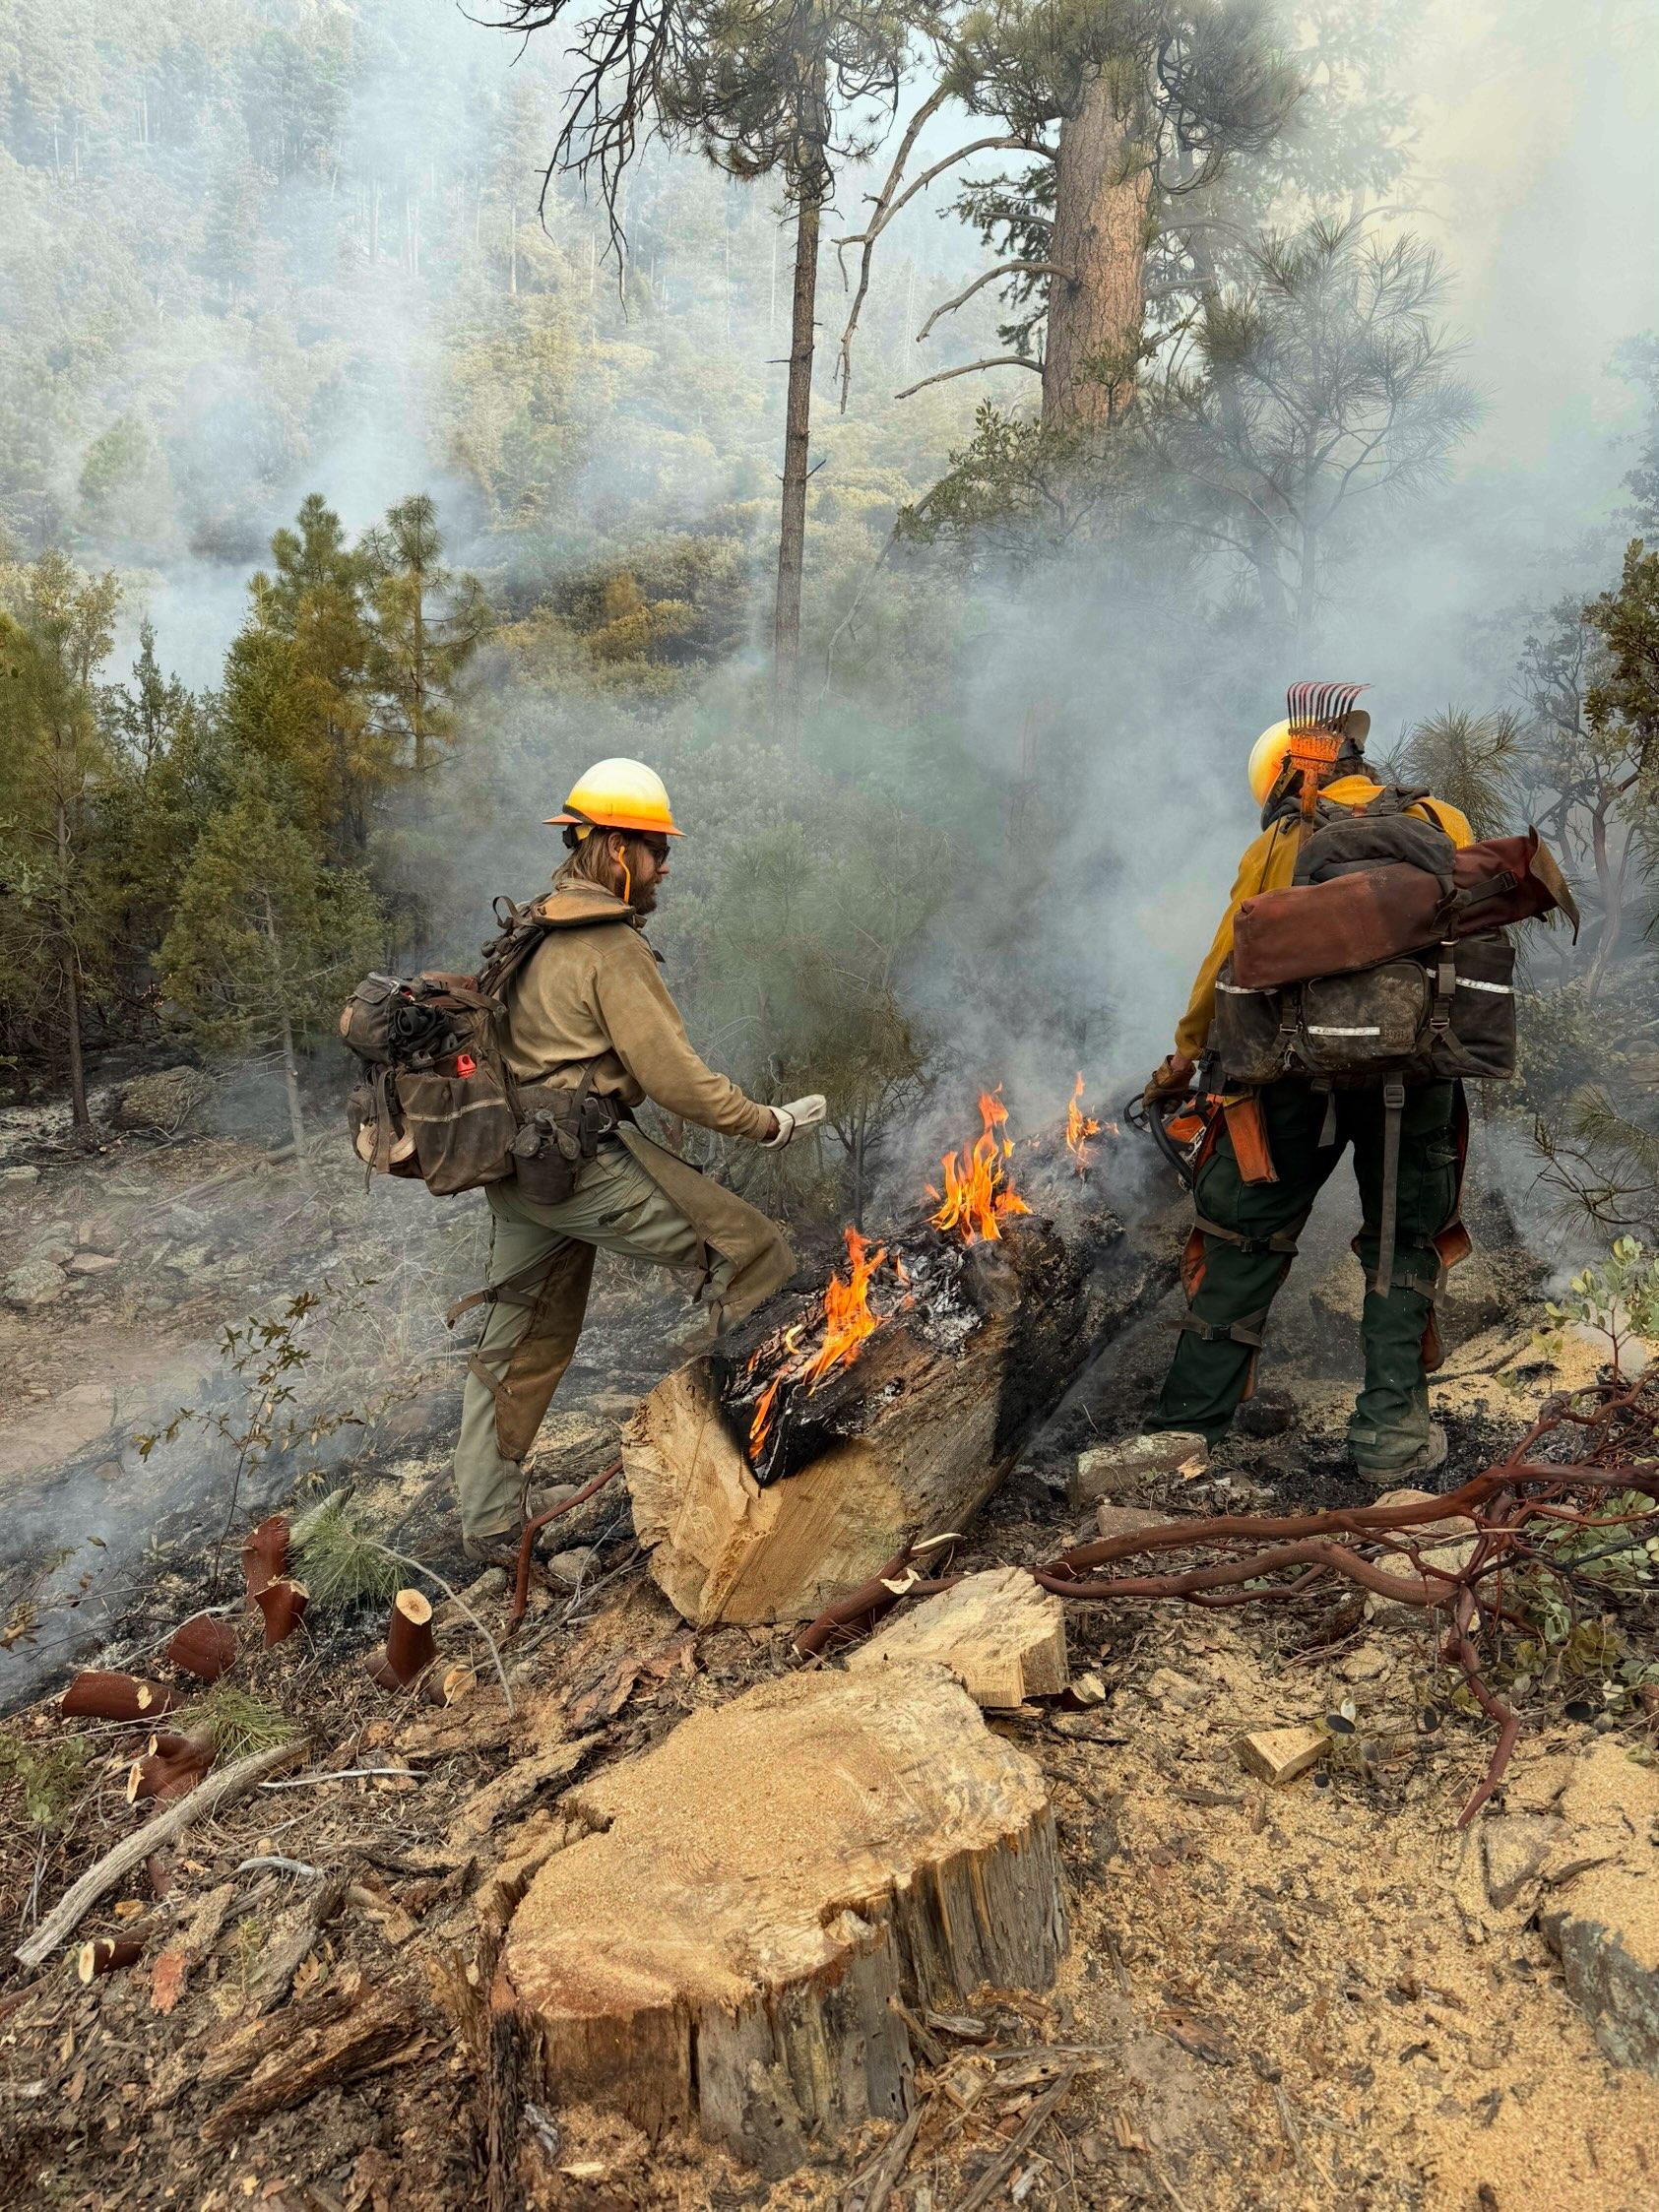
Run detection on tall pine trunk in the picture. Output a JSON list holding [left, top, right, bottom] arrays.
[[773, 177, 822, 739], [54, 788, 91, 1135], [1043, 69, 1150, 432]]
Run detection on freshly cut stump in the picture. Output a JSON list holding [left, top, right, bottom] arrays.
[[493, 1666, 1065, 2176], [846, 1566, 1068, 1711]]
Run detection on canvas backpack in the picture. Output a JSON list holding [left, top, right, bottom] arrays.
[[1206, 788, 1579, 1294], [339, 895, 627, 1201]]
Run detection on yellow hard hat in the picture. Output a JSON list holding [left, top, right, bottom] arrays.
[[546, 757, 682, 839], [1247, 719, 1297, 806]]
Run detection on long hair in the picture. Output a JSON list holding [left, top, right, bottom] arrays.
[[552, 825, 645, 904]]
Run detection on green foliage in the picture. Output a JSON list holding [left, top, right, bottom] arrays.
[[1544, 1237, 1659, 1375], [190, 1683, 293, 1760], [1388, 707, 1526, 841], [291, 1496, 401, 1611], [0, 1730, 92, 1828], [158, 756, 386, 1059]]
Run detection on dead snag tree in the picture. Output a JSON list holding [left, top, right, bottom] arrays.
[[489, 0, 921, 739]]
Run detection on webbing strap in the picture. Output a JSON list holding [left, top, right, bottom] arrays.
[[1193, 1212, 1305, 1259], [1175, 1306, 1269, 1351], [1365, 1259, 1442, 1300], [1315, 1081, 1338, 1150], [1375, 1079, 1406, 1297], [444, 1249, 559, 1333]]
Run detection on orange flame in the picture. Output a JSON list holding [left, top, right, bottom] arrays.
[[929, 1089, 1031, 1245], [1065, 1073, 1102, 1174], [748, 1232, 888, 1464]]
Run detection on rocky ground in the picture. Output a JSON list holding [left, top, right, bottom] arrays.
[[3, 1087, 1659, 2210]]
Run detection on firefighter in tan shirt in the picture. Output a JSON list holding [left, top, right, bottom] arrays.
[[452, 759, 824, 1561]]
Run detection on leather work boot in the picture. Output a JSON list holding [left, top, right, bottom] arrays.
[[1349, 1420, 1447, 1487], [460, 1483, 585, 1569]]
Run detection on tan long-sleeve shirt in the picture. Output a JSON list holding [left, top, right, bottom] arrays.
[[501, 882, 773, 1142]]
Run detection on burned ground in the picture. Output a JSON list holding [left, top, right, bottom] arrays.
[[3, 1110, 1659, 2211]]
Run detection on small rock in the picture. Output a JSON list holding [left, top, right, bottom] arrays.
[[543, 1548, 599, 1589], [0, 1163, 39, 1186], [26, 1231, 75, 1267], [1539, 1741, 1659, 2067], [1339, 1642, 1389, 1683], [1237, 1725, 1327, 1787], [1094, 1502, 1175, 1544], [1483, 1814, 1564, 1910], [1071, 1430, 1208, 1507], [1235, 1391, 1296, 1439], [4, 1256, 67, 1310], [95, 1458, 125, 1483], [1362, 1487, 1478, 1616], [68, 1251, 119, 1275]]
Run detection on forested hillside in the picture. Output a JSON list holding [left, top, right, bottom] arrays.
[[0, 0, 1655, 1239]]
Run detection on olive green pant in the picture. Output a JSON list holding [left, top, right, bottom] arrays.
[[1151, 1080, 1460, 1467], [452, 1138, 735, 1544]]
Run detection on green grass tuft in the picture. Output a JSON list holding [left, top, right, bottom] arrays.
[[0, 1731, 92, 1827]]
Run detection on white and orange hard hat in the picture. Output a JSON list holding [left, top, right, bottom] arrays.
[[1246, 681, 1372, 806], [546, 757, 683, 840]]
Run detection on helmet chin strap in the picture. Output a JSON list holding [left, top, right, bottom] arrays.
[[612, 836, 633, 907]]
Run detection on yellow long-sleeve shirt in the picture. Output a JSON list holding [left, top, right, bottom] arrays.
[[1173, 777, 1475, 1060]]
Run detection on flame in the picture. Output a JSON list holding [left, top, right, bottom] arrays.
[[1065, 1073, 1102, 1174], [929, 1089, 1031, 1245], [748, 1232, 888, 1464]]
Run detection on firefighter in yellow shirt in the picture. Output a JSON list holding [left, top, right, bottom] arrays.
[[1136, 684, 1474, 1485]]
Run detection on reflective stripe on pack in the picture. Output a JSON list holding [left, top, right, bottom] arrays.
[[1456, 977, 1513, 994], [1306, 1024, 1382, 1037]]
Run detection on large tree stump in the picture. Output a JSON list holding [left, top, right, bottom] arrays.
[[624, 1131, 1172, 1627], [492, 1666, 1065, 2176]]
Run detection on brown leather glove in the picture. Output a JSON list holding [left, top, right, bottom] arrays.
[[1143, 1051, 1196, 1106]]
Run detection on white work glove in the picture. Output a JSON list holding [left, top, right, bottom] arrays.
[[764, 1094, 828, 1148]]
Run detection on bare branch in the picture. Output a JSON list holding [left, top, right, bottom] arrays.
[[894, 354, 1042, 402], [834, 84, 950, 411], [838, 134, 1033, 251], [916, 262, 1072, 344]]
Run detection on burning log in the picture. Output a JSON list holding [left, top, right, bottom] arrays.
[[240, 1514, 290, 1597], [60, 1671, 178, 1724], [491, 1667, 1064, 2177], [166, 1613, 239, 1683], [253, 1578, 309, 1646], [364, 1589, 437, 1691], [625, 1096, 1170, 1627], [78, 1937, 143, 1982]]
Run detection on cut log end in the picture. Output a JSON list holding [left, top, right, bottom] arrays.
[[846, 1566, 1069, 1711], [61, 1671, 178, 1724], [78, 1937, 142, 1983], [240, 1514, 290, 1598], [254, 1579, 309, 1647], [492, 1666, 1065, 2177], [166, 1613, 240, 1682]]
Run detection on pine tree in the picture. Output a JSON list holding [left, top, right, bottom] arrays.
[[361, 493, 489, 778], [0, 551, 122, 1130], [159, 761, 385, 1156]]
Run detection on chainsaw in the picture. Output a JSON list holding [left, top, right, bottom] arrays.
[[1123, 1052, 1222, 1190]]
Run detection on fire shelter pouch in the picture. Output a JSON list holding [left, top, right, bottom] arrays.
[[395, 1069, 518, 1196]]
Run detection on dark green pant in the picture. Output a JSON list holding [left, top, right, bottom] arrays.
[[1151, 1080, 1460, 1464]]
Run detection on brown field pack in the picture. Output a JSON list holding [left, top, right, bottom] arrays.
[[340, 896, 631, 1199]]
